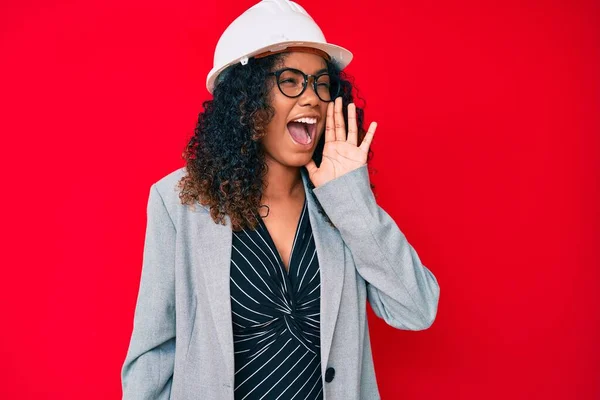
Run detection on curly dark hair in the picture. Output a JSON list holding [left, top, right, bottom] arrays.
[[177, 53, 376, 232]]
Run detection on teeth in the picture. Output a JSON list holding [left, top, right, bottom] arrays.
[[292, 117, 317, 124]]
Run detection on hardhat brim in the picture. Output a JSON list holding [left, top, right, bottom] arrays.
[[206, 41, 353, 94]]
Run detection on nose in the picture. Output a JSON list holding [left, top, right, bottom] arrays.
[[298, 77, 320, 106]]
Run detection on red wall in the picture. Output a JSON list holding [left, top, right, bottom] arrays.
[[1, 0, 598, 398]]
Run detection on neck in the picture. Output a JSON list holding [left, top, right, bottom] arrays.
[[261, 160, 305, 203]]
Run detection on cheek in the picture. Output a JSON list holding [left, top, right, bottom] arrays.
[[264, 110, 289, 141], [267, 114, 286, 134], [269, 97, 293, 126], [318, 104, 329, 134]]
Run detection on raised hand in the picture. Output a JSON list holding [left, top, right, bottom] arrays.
[[304, 96, 377, 188]]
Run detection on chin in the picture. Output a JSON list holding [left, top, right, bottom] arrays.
[[287, 155, 313, 167]]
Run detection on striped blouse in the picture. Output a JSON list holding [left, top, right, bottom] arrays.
[[230, 197, 323, 400]]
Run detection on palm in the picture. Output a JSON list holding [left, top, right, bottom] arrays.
[[305, 97, 377, 188]]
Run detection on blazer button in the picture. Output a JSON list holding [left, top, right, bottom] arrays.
[[325, 367, 335, 383]]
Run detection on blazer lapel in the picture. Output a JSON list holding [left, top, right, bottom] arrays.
[[195, 213, 235, 386], [301, 167, 345, 374]]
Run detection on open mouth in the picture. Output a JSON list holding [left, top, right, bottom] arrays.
[[287, 121, 316, 145]]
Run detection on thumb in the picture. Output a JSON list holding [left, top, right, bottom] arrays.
[[304, 159, 318, 178]]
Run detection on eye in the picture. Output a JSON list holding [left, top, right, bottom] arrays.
[[316, 75, 331, 87], [278, 69, 304, 87]]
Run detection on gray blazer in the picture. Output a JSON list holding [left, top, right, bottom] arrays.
[[121, 163, 440, 400]]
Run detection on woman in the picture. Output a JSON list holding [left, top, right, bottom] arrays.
[[121, 1, 440, 399]]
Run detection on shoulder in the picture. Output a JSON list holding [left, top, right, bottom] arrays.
[[153, 166, 187, 195], [151, 166, 210, 215]]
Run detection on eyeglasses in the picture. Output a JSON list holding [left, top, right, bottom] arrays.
[[267, 68, 340, 102]]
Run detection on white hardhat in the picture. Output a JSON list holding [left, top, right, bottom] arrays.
[[206, 0, 353, 94]]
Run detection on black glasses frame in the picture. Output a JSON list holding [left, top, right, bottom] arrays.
[[267, 67, 340, 102]]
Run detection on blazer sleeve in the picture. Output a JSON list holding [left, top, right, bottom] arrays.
[[312, 164, 440, 330], [121, 184, 176, 399]]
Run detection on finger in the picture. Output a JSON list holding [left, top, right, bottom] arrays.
[[359, 121, 377, 153], [325, 101, 335, 143], [334, 96, 346, 141], [347, 103, 358, 146]]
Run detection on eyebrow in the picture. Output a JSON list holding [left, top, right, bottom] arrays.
[[281, 66, 329, 74]]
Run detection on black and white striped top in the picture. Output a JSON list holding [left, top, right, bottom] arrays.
[[230, 197, 323, 400]]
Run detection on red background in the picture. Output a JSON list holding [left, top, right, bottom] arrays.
[[1, 0, 598, 398]]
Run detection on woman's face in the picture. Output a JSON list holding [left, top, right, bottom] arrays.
[[260, 51, 330, 169]]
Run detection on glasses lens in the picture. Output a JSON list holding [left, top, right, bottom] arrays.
[[315, 74, 339, 102], [277, 70, 305, 97]]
